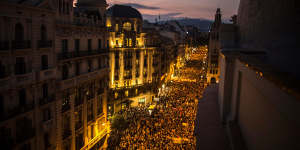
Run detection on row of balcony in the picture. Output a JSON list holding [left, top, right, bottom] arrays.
[[0, 102, 35, 121], [0, 40, 52, 51], [58, 49, 108, 60]]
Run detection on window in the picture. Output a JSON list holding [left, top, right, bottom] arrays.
[[88, 60, 92, 72], [129, 38, 132, 47], [62, 39, 68, 53], [116, 40, 119, 46], [87, 102, 93, 122], [41, 25, 47, 41], [62, 65, 69, 80], [75, 62, 80, 76], [75, 133, 83, 150], [43, 108, 51, 121], [15, 57, 26, 75], [88, 39, 92, 51], [0, 95, 3, 116], [106, 40, 109, 48], [44, 133, 50, 148], [62, 93, 70, 111], [18, 89, 26, 106], [15, 23, 24, 41], [98, 39, 102, 49], [59, 0, 62, 13], [98, 58, 102, 69], [0, 61, 6, 78], [98, 96, 103, 115], [75, 39, 80, 53], [123, 22, 131, 31], [144, 56, 148, 67], [66, 2, 70, 14], [42, 83, 48, 98], [115, 24, 119, 31], [41, 55, 48, 70]]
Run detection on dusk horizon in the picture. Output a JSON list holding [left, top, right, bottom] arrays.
[[106, 0, 240, 22]]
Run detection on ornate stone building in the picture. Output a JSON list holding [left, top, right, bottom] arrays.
[[0, 1, 57, 150], [0, 0, 110, 150], [106, 5, 159, 114], [55, 0, 109, 150]]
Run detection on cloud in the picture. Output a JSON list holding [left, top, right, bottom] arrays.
[[122, 3, 160, 10]]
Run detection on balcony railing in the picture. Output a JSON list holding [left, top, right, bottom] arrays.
[[38, 40, 52, 48], [12, 40, 31, 49], [58, 49, 108, 60], [0, 41, 9, 51], [0, 102, 35, 121], [39, 94, 55, 106]]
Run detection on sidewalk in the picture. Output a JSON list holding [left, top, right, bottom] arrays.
[[194, 84, 230, 150]]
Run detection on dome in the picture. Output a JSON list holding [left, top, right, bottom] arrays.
[[107, 5, 142, 20], [76, 0, 108, 7]]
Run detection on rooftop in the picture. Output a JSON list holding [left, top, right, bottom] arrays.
[[107, 5, 142, 20]]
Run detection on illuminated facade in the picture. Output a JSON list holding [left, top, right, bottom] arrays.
[[106, 5, 158, 114]]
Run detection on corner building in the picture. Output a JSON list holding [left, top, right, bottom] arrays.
[[106, 5, 158, 114], [0, 0, 110, 150]]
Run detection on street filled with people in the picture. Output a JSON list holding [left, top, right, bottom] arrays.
[[113, 48, 207, 149]]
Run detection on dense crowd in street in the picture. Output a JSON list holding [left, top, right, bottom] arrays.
[[115, 49, 207, 149]]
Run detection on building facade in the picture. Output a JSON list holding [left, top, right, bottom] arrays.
[[0, 1, 180, 150], [106, 5, 159, 114], [207, 8, 222, 84], [0, 0, 110, 150], [0, 1, 57, 150], [216, 0, 300, 150]]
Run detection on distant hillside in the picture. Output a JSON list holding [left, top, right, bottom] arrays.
[[159, 18, 213, 32], [176, 18, 213, 32]]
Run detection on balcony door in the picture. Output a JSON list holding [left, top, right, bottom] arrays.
[[15, 23, 24, 41]]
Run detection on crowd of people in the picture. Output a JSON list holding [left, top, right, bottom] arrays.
[[114, 50, 206, 149]]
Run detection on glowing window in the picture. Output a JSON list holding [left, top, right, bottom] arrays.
[[129, 39, 132, 47], [115, 24, 119, 31], [123, 22, 131, 31]]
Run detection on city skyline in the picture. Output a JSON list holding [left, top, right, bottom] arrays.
[[106, 0, 240, 21]]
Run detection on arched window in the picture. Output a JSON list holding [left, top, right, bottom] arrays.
[[15, 23, 24, 41], [123, 22, 132, 31], [41, 25, 47, 41]]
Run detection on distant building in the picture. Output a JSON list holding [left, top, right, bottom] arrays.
[[207, 8, 222, 84]]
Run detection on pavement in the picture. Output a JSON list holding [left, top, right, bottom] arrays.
[[194, 84, 231, 150]]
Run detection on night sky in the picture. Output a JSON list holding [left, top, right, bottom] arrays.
[[107, 0, 240, 21]]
